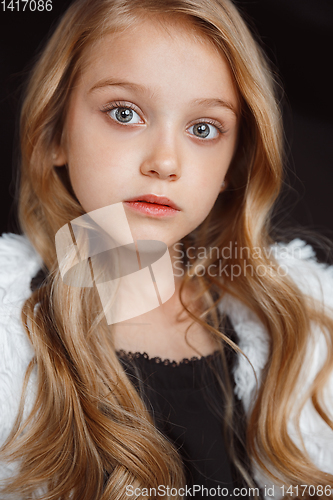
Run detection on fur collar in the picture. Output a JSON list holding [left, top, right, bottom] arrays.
[[218, 238, 333, 492], [0, 233, 332, 495]]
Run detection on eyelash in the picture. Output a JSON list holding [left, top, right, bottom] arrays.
[[101, 101, 143, 120], [101, 101, 226, 138], [190, 120, 226, 137]]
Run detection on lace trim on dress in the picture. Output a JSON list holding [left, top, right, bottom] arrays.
[[116, 349, 221, 367]]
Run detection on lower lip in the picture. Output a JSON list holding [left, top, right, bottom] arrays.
[[124, 201, 180, 217]]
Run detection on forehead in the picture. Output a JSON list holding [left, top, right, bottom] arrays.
[[85, 13, 220, 60], [75, 15, 239, 111]]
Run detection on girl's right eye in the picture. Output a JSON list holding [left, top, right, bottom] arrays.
[[107, 106, 143, 125]]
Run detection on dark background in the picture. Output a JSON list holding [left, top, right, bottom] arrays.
[[1, 0, 333, 245]]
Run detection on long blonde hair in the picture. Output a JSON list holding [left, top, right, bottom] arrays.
[[1, 0, 333, 498]]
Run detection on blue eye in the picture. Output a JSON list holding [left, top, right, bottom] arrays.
[[188, 122, 219, 139], [108, 107, 142, 124]]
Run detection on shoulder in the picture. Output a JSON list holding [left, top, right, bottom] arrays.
[[0, 232, 42, 290], [0, 233, 41, 459], [270, 238, 333, 309], [219, 238, 333, 403], [219, 238, 333, 492], [0, 232, 42, 328]]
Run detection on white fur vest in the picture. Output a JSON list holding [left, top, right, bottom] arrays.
[[0, 233, 333, 498]]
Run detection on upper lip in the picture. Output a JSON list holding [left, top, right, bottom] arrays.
[[124, 194, 180, 210]]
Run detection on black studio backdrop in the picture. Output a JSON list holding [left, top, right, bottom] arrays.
[[0, 0, 333, 241]]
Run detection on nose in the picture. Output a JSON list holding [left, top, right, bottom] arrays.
[[140, 131, 181, 181]]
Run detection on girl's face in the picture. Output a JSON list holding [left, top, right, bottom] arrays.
[[55, 16, 239, 251]]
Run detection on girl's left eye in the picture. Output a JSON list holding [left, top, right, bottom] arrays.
[[188, 122, 220, 140], [107, 106, 142, 125]]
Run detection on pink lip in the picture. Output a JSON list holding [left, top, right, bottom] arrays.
[[123, 194, 180, 218]]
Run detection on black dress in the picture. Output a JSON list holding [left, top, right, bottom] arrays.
[[116, 340, 249, 499]]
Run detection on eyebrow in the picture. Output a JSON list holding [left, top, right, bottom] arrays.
[[89, 79, 238, 116], [89, 79, 150, 95], [191, 98, 237, 117]]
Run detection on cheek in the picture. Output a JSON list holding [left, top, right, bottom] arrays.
[[66, 117, 147, 177], [187, 141, 234, 198], [64, 128, 132, 210]]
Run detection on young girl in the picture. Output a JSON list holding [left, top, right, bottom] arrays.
[[0, 0, 333, 499]]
